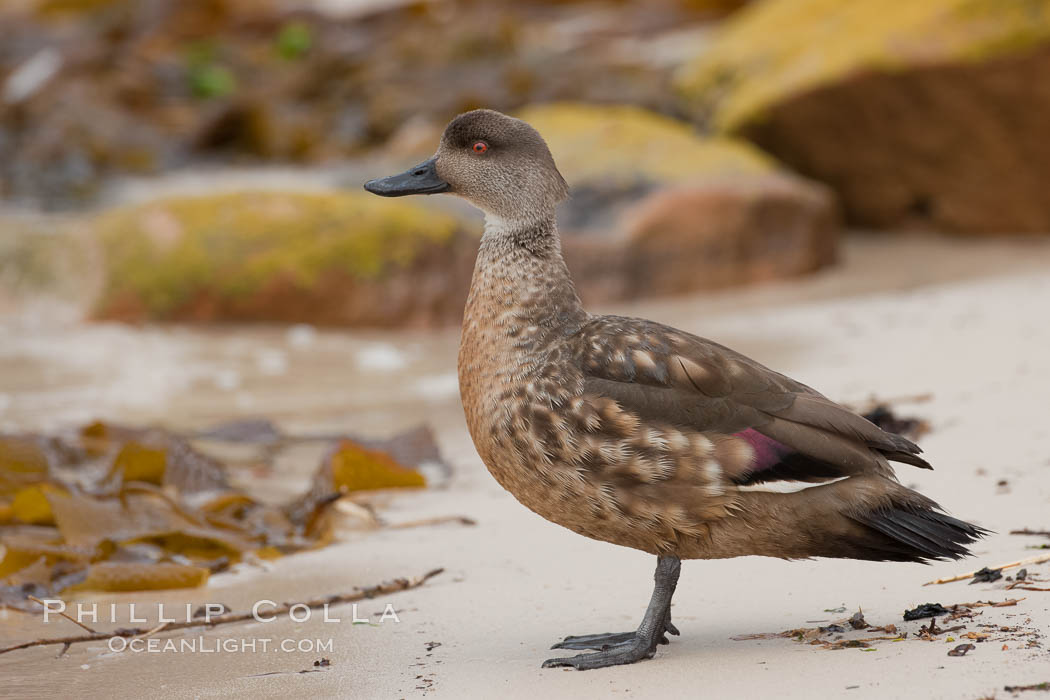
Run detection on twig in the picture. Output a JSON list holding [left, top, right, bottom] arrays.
[[919, 623, 967, 639], [1010, 529, 1050, 538], [388, 515, 476, 529], [136, 622, 170, 640], [822, 635, 904, 648], [960, 598, 1025, 608], [0, 567, 444, 656], [1004, 682, 1050, 693], [26, 595, 97, 634], [923, 554, 1050, 585]]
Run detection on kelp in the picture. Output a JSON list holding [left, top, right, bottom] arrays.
[[0, 437, 50, 500], [76, 562, 211, 593], [283, 438, 428, 543], [0, 422, 433, 607], [331, 441, 427, 492], [10, 484, 65, 525]]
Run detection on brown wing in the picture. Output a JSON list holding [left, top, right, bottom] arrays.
[[570, 315, 930, 485]]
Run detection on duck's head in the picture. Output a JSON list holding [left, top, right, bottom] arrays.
[[364, 109, 568, 224]]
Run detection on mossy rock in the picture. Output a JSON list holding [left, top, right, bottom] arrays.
[[676, 0, 1050, 133], [674, 0, 1050, 232], [93, 191, 480, 326], [516, 102, 774, 185], [506, 104, 838, 301]]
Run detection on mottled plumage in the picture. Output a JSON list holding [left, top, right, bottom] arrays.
[[366, 108, 986, 670], [456, 219, 975, 562]]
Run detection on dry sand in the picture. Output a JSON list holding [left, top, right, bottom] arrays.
[[2, 233, 1050, 699]]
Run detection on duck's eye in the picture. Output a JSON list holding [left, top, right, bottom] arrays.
[[472, 141, 488, 154]]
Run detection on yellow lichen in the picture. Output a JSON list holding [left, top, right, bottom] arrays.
[[515, 102, 774, 184], [94, 190, 462, 319], [676, 0, 1050, 132]]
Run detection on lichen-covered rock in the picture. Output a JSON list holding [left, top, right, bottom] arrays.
[[90, 109, 837, 326], [676, 0, 1050, 233], [512, 103, 837, 299], [93, 191, 480, 326], [516, 102, 774, 186], [562, 173, 838, 301], [626, 174, 836, 289]]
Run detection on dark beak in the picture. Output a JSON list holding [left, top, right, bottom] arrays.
[[363, 157, 450, 197]]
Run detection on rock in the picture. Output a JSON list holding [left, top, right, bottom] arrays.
[[91, 191, 480, 327], [517, 102, 774, 186], [516, 103, 837, 301], [676, 0, 1050, 233], [89, 106, 838, 328], [562, 173, 838, 301], [522, 100, 769, 238]]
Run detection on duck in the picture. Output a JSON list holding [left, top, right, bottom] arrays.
[[364, 109, 986, 670]]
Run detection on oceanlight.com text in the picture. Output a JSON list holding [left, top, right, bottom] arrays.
[[108, 636, 336, 654]]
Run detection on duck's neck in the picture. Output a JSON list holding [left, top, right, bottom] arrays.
[[463, 214, 587, 350]]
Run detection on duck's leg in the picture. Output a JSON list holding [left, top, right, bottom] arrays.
[[542, 555, 681, 670]]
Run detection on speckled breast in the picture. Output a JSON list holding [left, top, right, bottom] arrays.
[[457, 332, 731, 555], [455, 237, 735, 556]]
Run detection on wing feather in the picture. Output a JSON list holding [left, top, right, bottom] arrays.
[[572, 315, 929, 484]]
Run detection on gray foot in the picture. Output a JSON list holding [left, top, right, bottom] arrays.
[[542, 634, 660, 669], [550, 617, 680, 651], [542, 556, 681, 670]]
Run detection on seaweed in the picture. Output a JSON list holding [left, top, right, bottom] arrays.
[[0, 421, 437, 606], [904, 603, 950, 621]]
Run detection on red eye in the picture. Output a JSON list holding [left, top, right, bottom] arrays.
[[472, 141, 488, 154]]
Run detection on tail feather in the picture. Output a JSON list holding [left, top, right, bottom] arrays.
[[850, 507, 987, 562], [879, 449, 933, 470], [706, 476, 988, 562]]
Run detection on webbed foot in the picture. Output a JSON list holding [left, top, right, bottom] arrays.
[[549, 617, 680, 651], [542, 556, 681, 670]]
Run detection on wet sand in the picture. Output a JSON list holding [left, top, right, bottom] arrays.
[[2, 232, 1050, 698]]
